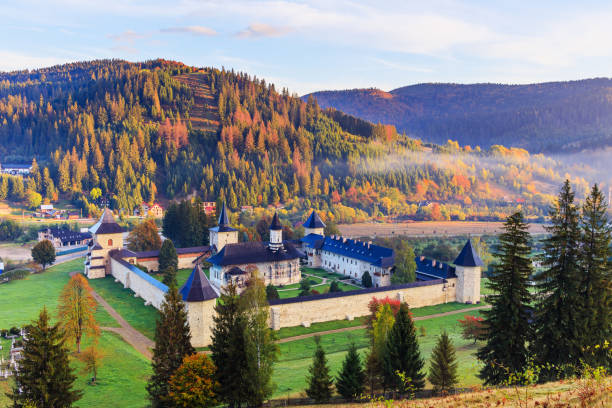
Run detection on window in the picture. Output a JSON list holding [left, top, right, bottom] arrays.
[[107, 239, 113, 246]]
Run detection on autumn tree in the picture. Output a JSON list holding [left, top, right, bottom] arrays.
[[168, 354, 218, 408], [77, 346, 105, 384], [127, 218, 161, 252], [31, 239, 55, 270], [458, 315, 485, 344], [58, 274, 100, 353]]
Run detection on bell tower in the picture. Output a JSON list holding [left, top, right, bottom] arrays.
[[303, 210, 325, 236], [209, 202, 238, 252], [454, 239, 483, 304], [269, 212, 283, 252]]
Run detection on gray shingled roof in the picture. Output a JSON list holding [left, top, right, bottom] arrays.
[[210, 202, 237, 233], [207, 240, 303, 266], [270, 212, 282, 230], [180, 264, 219, 302], [90, 208, 125, 235]]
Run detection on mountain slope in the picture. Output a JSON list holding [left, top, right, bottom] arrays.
[[306, 79, 612, 152]]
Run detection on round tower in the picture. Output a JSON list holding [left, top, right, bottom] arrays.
[[269, 212, 283, 251], [453, 239, 483, 304]]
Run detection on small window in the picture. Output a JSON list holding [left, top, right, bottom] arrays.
[[108, 239, 113, 246]]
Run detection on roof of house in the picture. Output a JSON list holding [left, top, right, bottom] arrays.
[[415, 256, 457, 280], [207, 240, 304, 266], [453, 240, 484, 267], [270, 212, 282, 230], [180, 264, 219, 302], [210, 202, 237, 233], [302, 235, 395, 268], [90, 208, 125, 235], [303, 211, 326, 229], [129, 246, 211, 259], [39, 227, 92, 244], [226, 266, 248, 275]]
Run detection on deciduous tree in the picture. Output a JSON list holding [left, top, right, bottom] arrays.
[[127, 218, 161, 252], [77, 346, 105, 384], [31, 239, 55, 269], [168, 354, 217, 408], [58, 274, 100, 353], [458, 315, 485, 344]]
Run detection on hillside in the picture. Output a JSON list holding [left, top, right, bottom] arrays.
[[0, 60, 605, 223], [305, 79, 612, 152]]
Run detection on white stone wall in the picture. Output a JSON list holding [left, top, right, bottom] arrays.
[[319, 250, 391, 287], [110, 257, 168, 309], [209, 230, 238, 251], [455, 265, 481, 304], [187, 299, 217, 347]]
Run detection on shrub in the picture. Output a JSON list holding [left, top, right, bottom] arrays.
[[361, 271, 373, 288], [10, 327, 20, 335], [2, 269, 29, 281]]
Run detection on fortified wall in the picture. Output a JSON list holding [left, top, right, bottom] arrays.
[[109, 256, 169, 309]]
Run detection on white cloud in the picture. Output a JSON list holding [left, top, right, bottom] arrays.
[[160, 25, 217, 36], [236, 23, 290, 38], [0, 51, 67, 72]]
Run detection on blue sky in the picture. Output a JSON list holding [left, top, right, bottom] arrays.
[[2, 0, 612, 94]]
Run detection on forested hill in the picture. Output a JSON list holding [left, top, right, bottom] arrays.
[[305, 79, 612, 153], [0, 60, 599, 223]]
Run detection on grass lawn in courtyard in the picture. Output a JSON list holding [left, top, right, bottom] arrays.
[[277, 280, 359, 299], [272, 310, 484, 398], [150, 267, 207, 289], [302, 267, 347, 280], [87, 277, 159, 340], [0, 258, 117, 329]]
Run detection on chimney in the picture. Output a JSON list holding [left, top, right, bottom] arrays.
[[432, 260, 436, 267], [420, 256, 425, 261]]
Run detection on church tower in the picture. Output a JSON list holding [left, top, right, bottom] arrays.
[[209, 203, 238, 252], [269, 212, 283, 252], [454, 239, 483, 304], [85, 208, 125, 279], [303, 210, 326, 236]]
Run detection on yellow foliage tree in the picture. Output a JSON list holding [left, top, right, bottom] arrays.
[[58, 274, 100, 353]]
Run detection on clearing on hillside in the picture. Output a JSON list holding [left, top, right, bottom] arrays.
[[174, 71, 220, 132]]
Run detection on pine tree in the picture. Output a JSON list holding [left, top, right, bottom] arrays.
[[532, 180, 583, 379], [240, 278, 279, 406], [159, 238, 178, 277], [210, 282, 250, 407], [11, 307, 82, 407], [361, 271, 373, 288], [306, 336, 334, 403], [266, 284, 280, 300], [428, 332, 458, 395], [336, 343, 365, 401], [147, 286, 195, 408], [477, 212, 533, 385], [578, 184, 612, 367], [162, 265, 177, 287], [382, 303, 425, 393]]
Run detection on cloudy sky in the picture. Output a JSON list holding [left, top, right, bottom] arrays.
[[2, 0, 612, 94]]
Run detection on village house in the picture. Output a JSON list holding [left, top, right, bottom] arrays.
[[38, 226, 92, 249], [0, 163, 31, 175]]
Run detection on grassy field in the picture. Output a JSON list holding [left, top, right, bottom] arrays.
[[0, 258, 117, 329], [272, 310, 484, 398], [150, 267, 201, 288], [303, 267, 348, 280], [87, 277, 159, 340]]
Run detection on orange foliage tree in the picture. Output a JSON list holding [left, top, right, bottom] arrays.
[[58, 274, 100, 353], [168, 354, 218, 408]]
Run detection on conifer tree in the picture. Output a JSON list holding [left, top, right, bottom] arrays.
[[428, 332, 458, 395], [306, 336, 334, 403], [336, 343, 365, 401], [532, 180, 583, 379], [361, 271, 373, 288], [162, 265, 177, 287], [210, 282, 250, 407], [240, 278, 279, 406], [382, 304, 425, 393], [11, 307, 82, 408], [147, 286, 195, 408], [477, 212, 533, 385], [578, 184, 612, 367], [158, 238, 178, 273], [266, 283, 280, 300]]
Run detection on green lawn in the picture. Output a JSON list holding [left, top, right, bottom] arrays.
[[150, 267, 202, 289], [272, 310, 484, 398], [277, 281, 357, 299], [0, 258, 117, 330], [87, 277, 159, 340], [302, 267, 347, 280]]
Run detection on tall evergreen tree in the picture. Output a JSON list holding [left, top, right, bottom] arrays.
[[210, 282, 250, 407], [239, 278, 279, 406], [306, 336, 334, 403], [477, 212, 533, 385], [147, 286, 195, 408], [11, 307, 82, 408], [532, 180, 583, 378], [381, 304, 425, 393], [336, 343, 365, 401], [159, 238, 178, 287], [428, 332, 458, 395], [578, 184, 612, 367]]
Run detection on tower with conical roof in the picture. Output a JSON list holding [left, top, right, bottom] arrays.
[[208, 202, 238, 252], [453, 239, 483, 303], [269, 212, 283, 252], [85, 208, 126, 279], [303, 210, 325, 236], [180, 264, 219, 347]]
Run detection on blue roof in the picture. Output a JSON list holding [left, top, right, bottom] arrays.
[[303, 211, 325, 229], [415, 257, 456, 281], [313, 236, 394, 267], [180, 265, 218, 302], [113, 257, 169, 293], [300, 233, 324, 247], [453, 240, 484, 267]]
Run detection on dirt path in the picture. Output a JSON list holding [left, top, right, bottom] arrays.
[[69, 271, 155, 359], [277, 304, 491, 344]]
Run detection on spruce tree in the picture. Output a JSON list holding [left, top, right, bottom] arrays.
[[210, 282, 250, 407], [477, 212, 533, 385], [578, 184, 612, 367], [428, 332, 458, 395], [11, 307, 82, 408], [161, 265, 177, 287], [306, 336, 334, 403], [158, 238, 178, 273], [382, 303, 425, 393], [532, 180, 583, 378], [336, 342, 365, 401], [147, 286, 195, 408], [266, 283, 280, 300]]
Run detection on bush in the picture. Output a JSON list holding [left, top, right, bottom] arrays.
[[0, 219, 23, 241], [2, 269, 29, 281], [361, 271, 373, 288], [9, 327, 20, 335], [0, 329, 8, 337]]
